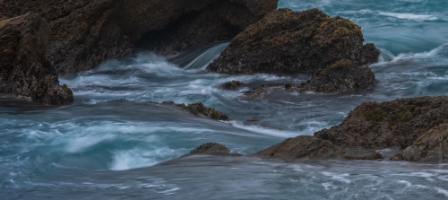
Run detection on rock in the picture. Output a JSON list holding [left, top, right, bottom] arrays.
[[207, 8, 379, 93], [401, 124, 448, 163], [390, 153, 404, 161], [0, 13, 74, 105], [189, 143, 231, 155], [0, 0, 278, 75], [255, 96, 448, 163], [176, 102, 229, 120], [254, 135, 382, 161], [294, 60, 377, 93], [221, 80, 244, 90], [208, 8, 379, 74], [314, 96, 448, 149]]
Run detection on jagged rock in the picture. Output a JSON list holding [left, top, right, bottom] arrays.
[[315, 96, 448, 149], [180, 102, 229, 120], [254, 135, 381, 161], [0, 0, 278, 75], [221, 80, 244, 90], [207, 8, 380, 93], [0, 13, 74, 105], [401, 124, 448, 163]]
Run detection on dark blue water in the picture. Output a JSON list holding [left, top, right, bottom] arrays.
[[1, 0, 448, 199]]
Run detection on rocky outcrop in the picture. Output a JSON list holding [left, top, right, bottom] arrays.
[[255, 96, 448, 162], [0, 0, 278, 75], [314, 96, 448, 149], [0, 13, 74, 105], [207, 8, 380, 94]]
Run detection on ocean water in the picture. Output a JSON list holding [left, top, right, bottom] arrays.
[[1, 0, 448, 199]]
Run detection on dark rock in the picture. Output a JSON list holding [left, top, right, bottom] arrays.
[[0, 13, 74, 105], [189, 143, 231, 155], [207, 8, 379, 74], [221, 80, 244, 90], [296, 61, 377, 93], [314, 96, 448, 149], [207, 8, 380, 93], [180, 102, 229, 120], [0, 0, 278, 75]]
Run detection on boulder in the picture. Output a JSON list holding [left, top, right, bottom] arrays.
[[0, 0, 278, 75], [207, 8, 380, 93], [0, 13, 74, 105]]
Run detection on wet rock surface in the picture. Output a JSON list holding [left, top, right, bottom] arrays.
[[207, 8, 380, 94], [221, 80, 244, 90], [163, 101, 229, 121], [0, 0, 278, 75], [180, 102, 230, 121], [0, 13, 74, 105], [189, 143, 231, 155]]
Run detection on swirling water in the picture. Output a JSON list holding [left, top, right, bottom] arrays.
[[1, 0, 448, 199]]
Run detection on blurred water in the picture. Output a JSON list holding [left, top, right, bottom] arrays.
[[1, 0, 448, 199]]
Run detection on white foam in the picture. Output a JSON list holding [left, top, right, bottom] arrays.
[[320, 172, 352, 184], [391, 43, 448, 62], [379, 12, 439, 21], [110, 147, 179, 171], [227, 121, 304, 138]]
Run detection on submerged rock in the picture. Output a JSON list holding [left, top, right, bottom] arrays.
[[0, 0, 278, 75], [181, 143, 242, 158], [221, 80, 244, 90], [180, 102, 229, 121], [163, 101, 229, 120], [207, 8, 380, 94], [189, 143, 231, 155], [0, 13, 74, 105]]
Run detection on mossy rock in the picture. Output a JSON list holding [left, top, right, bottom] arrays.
[[207, 8, 380, 75]]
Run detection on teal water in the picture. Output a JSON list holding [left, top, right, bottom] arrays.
[[1, 0, 448, 199]]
